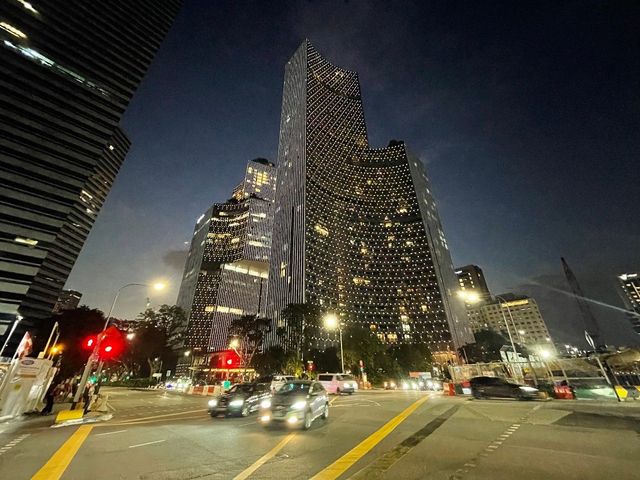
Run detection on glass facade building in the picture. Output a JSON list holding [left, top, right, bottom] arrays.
[[177, 159, 276, 357], [267, 41, 472, 356], [0, 1, 180, 349]]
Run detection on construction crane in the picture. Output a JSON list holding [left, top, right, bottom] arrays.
[[561, 257, 603, 350]]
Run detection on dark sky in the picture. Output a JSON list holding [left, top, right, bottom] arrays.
[[67, 0, 640, 347]]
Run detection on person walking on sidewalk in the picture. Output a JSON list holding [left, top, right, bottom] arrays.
[[41, 379, 60, 415], [82, 382, 94, 415]]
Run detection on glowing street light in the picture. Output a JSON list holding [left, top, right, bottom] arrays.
[[50, 344, 62, 355], [457, 290, 480, 303], [153, 282, 166, 291], [229, 338, 240, 350], [324, 313, 344, 373], [126, 332, 135, 341], [184, 350, 191, 357]]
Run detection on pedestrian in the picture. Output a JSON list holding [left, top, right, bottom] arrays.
[[82, 382, 94, 415], [41, 380, 59, 415]]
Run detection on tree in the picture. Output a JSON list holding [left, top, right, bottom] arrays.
[[460, 329, 510, 363], [252, 345, 299, 376], [133, 305, 188, 378], [52, 307, 106, 378], [228, 315, 271, 368], [276, 303, 322, 362], [342, 326, 385, 377], [388, 344, 433, 373], [136, 304, 187, 351]]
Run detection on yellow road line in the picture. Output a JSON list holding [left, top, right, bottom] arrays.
[[310, 395, 429, 480], [329, 397, 338, 405], [31, 425, 93, 480], [233, 433, 296, 480]]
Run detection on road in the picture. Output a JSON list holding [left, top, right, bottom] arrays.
[[0, 388, 638, 479]]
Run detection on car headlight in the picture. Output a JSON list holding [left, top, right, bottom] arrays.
[[229, 399, 244, 407], [384, 382, 388, 387], [291, 400, 307, 411], [390, 382, 396, 388], [418, 381, 424, 387], [402, 382, 409, 390], [208, 399, 218, 408], [260, 399, 271, 409], [519, 386, 538, 393]]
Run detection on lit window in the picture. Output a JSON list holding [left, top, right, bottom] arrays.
[[0, 22, 27, 39], [230, 237, 240, 243], [204, 306, 214, 312], [314, 224, 329, 236], [14, 236, 38, 246]]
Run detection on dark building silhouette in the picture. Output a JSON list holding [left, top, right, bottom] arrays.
[[0, 1, 181, 349]]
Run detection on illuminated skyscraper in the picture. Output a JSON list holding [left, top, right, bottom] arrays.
[[455, 265, 492, 302], [267, 41, 472, 356], [0, 1, 181, 348], [177, 159, 276, 355], [617, 273, 640, 334]]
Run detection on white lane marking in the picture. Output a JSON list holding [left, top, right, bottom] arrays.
[[95, 429, 128, 436], [0, 433, 30, 457], [128, 439, 166, 449]]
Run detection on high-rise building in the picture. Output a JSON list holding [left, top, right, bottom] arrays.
[[177, 159, 276, 357], [52, 289, 82, 314], [466, 293, 555, 354], [455, 265, 491, 302], [617, 273, 640, 334], [0, 1, 181, 348], [267, 41, 472, 357]]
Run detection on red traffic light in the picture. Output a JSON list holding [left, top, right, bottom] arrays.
[[98, 326, 125, 360], [82, 336, 97, 350]]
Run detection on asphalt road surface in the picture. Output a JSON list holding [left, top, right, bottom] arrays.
[[0, 387, 638, 479]]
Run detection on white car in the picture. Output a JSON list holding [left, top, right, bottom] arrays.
[[269, 375, 296, 393], [317, 373, 358, 395]]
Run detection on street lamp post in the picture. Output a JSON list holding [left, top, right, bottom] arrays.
[[71, 281, 165, 409], [324, 313, 344, 373], [493, 295, 520, 363], [0, 315, 22, 358]]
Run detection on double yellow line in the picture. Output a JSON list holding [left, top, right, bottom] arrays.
[[310, 395, 430, 479]]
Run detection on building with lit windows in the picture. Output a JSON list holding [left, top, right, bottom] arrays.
[[52, 289, 82, 313], [267, 41, 472, 357], [617, 273, 640, 334], [455, 265, 491, 303], [0, 1, 180, 350], [466, 293, 555, 354], [177, 159, 276, 358]]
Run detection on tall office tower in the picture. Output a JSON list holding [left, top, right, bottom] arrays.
[[466, 293, 555, 354], [177, 159, 276, 358], [52, 289, 82, 314], [0, 1, 181, 348], [617, 273, 640, 334], [267, 41, 472, 357], [455, 265, 491, 302]]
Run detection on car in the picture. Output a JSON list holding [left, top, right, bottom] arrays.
[[317, 373, 358, 394], [383, 380, 397, 390], [259, 374, 297, 393], [208, 382, 271, 417], [469, 376, 539, 400], [259, 380, 329, 430]]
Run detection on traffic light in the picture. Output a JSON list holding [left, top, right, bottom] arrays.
[[98, 326, 125, 361], [82, 335, 97, 350]]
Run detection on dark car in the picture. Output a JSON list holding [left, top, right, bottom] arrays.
[[259, 380, 329, 430], [208, 382, 270, 417], [470, 376, 539, 400]]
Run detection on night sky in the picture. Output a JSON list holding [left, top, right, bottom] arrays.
[[66, 1, 639, 347]]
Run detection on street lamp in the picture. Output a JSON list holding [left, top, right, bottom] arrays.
[[126, 332, 135, 341], [324, 313, 344, 373], [458, 290, 520, 362], [72, 280, 167, 408]]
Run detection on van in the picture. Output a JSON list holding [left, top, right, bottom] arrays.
[[317, 373, 358, 394]]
